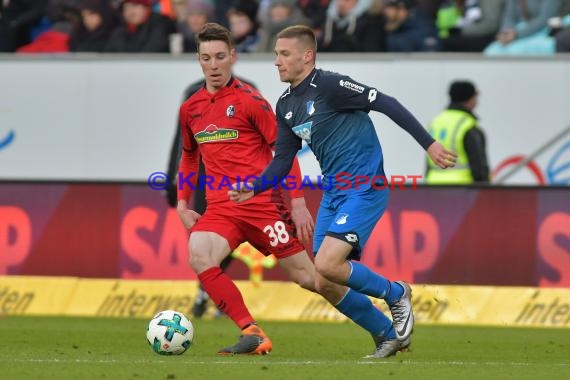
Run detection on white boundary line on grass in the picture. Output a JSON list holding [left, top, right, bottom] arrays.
[[0, 358, 569, 367]]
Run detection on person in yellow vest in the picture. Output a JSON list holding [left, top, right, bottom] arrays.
[[426, 80, 490, 184]]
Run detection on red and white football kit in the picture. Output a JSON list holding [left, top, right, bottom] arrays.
[[178, 78, 305, 259]]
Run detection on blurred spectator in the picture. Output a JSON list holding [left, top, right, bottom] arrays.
[[105, 0, 172, 52], [414, 0, 443, 21], [554, 11, 570, 51], [551, 1, 570, 51], [256, 0, 272, 24], [426, 80, 489, 184], [297, 0, 330, 31], [213, 0, 233, 27], [439, 0, 506, 52], [484, 0, 561, 55], [320, 0, 386, 51], [170, 0, 189, 22], [556, 28, 570, 51], [227, 0, 260, 53], [16, 0, 80, 53], [69, 0, 117, 52], [257, 0, 310, 52], [437, 0, 481, 39], [109, 0, 123, 9], [383, 0, 439, 52], [0, 0, 48, 52], [155, 0, 175, 18], [177, 0, 214, 52]]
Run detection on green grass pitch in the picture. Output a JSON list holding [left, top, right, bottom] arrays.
[[0, 316, 568, 380]]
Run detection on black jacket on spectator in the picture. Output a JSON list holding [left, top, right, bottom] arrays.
[[414, 0, 442, 21], [556, 29, 570, 52], [70, 1, 117, 52], [320, 12, 386, 52], [386, 7, 438, 52], [105, 13, 172, 53], [0, 0, 48, 51], [298, 0, 330, 30], [451, 104, 489, 182]]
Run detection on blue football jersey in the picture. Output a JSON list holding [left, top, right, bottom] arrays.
[[252, 68, 434, 197], [276, 69, 385, 196]]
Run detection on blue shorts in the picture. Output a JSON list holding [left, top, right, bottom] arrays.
[[313, 188, 389, 260]]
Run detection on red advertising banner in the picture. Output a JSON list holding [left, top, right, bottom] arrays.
[[1, 183, 568, 287]]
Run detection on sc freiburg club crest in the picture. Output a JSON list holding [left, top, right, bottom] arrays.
[[226, 105, 235, 118]]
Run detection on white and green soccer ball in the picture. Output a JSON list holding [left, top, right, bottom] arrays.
[[146, 310, 194, 355]]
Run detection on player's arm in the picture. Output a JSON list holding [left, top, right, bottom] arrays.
[[253, 110, 302, 194], [248, 98, 313, 241], [368, 92, 457, 169], [272, 116, 313, 242], [323, 74, 456, 169], [250, 96, 306, 200], [229, 114, 301, 202], [177, 103, 202, 229]]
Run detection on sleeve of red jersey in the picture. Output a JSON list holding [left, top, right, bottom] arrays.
[[177, 103, 200, 202], [249, 94, 304, 199]]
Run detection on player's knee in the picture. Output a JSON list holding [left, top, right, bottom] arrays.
[[188, 254, 202, 271], [295, 275, 316, 292], [314, 257, 342, 282], [188, 251, 213, 273]]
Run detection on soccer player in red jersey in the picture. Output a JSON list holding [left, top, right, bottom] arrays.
[[177, 22, 318, 355]]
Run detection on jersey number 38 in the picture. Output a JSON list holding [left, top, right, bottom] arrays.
[[263, 221, 290, 247]]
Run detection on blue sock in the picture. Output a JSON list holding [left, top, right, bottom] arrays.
[[346, 262, 404, 304], [334, 289, 396, 338]]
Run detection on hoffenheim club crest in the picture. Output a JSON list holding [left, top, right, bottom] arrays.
[[335, 213, 349, 225], [306, 100, 315, 116]]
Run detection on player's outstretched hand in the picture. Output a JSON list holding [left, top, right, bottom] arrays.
[[177, 201, 202, 229], [290, 197, 314, 244], [427, 141, 458, 169], [227, 182, 255, 203]]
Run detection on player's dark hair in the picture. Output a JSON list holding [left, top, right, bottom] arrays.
[[276, 25, 317, 52], [195, 22, 234, 51]]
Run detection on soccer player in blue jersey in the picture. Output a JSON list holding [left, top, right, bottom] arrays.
[[229, 25, 457, 358]]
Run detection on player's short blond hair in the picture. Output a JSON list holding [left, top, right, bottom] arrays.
[[277, 25, 317, 54]]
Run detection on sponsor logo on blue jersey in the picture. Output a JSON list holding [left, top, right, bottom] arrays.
[[339, 80, 364, 94], [292, 122, 313, 143]]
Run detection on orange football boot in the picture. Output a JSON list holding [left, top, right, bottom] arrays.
[[218, 324, 273, 355]]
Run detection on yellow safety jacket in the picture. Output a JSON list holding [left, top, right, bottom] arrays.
[[426, 109, 476, 184]]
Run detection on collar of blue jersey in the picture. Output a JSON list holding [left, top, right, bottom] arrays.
[[290, 68, 318, 95]]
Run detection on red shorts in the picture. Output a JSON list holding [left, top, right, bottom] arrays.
[[191, 200, 305, 259]]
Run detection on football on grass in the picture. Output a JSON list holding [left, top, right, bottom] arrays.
[[146, 310, 194, 355]]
